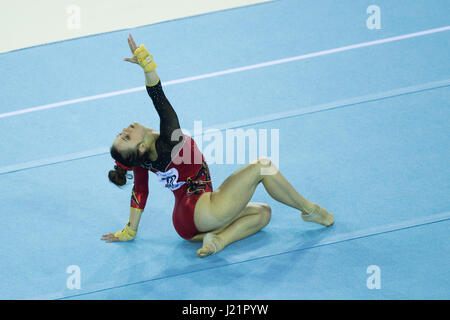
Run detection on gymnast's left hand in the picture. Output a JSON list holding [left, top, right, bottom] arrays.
[[101, 232, 121, 243], [101, 224, 137, 242]]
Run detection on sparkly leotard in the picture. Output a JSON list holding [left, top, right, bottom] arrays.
[[116, 81, 213, 240]]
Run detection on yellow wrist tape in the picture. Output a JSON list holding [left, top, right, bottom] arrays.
[[134, 45, 157, 72], [114, 222, 137, 241]]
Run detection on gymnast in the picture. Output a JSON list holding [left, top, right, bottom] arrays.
[[101, 34, 334, 257]]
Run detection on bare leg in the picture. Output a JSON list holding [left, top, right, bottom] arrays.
[[194, 158, 334, 233], [193, 202, 271, 258]]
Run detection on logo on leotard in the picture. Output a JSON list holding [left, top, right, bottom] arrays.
[[155, 168, 185, 191], [185, 161, 212, 195]]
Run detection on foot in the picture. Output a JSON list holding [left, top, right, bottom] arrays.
[[301, 203, 334, 227], [197, 233, 223, 258]]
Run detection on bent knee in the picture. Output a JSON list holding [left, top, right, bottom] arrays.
[[250, 157, 278, 176], [250, 157, 272, 167], [257, 203, 272, 227]]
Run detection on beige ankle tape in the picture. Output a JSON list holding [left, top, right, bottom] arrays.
[[204, 234, 217, 254]]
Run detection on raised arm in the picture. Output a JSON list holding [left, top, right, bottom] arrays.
[[146, 82, 181, 145], [124, 34, 181, 146]]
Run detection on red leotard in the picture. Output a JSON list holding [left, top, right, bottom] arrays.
[[118, 134, 213, 240]]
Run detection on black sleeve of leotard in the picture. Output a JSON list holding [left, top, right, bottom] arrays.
[[146, 81, 182, 146]]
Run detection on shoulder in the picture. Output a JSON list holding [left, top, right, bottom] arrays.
[[155, 134, 185, 155]]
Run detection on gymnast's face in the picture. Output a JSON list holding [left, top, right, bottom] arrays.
[[113, 122, 147, 154]]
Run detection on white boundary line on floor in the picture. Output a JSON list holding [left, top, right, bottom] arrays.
[[1, 25, 449, 119], [1, 78, 448, 175], [34, 210, 450, 300]]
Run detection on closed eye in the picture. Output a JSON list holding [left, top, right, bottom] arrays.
[[120, 134, 130, 141]]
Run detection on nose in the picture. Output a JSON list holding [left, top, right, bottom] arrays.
[[123, 122, 137, 133]]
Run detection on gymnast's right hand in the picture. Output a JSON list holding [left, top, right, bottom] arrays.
[[123, 34, 157, 72], [101, 222, 137, 242]]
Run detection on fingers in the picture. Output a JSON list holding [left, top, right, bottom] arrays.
[[127, 37, 134, 54], [101, 232, 113, 239], [128, 34, 138, 54], [123, 57, 137, 63], [101, 233, 120, 242], [129, 34, 137, 51]]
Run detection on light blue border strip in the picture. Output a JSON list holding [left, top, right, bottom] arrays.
[[1, 79, 449, 176]]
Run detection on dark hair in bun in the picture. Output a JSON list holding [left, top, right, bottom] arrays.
[[108, 143, 149, 187], [108, 165, 129, 186]]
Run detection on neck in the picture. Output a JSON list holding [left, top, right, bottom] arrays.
[[144, 130, 159, 162]]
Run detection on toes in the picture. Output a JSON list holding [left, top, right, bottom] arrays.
[[301, 207, 335, 227], [196, 249, 208, 258], [326, 215, 335, 227], [197, 245, 214, 258]]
